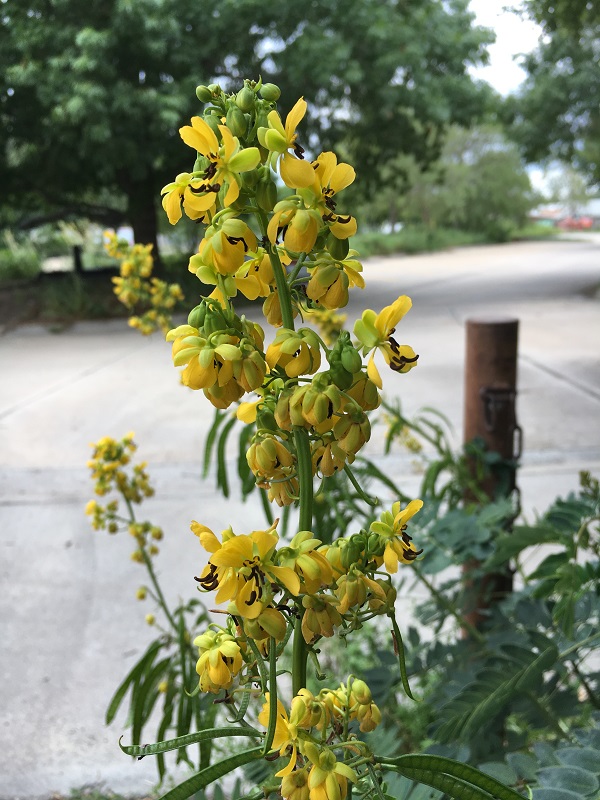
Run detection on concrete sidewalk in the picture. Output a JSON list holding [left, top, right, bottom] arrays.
[[1, 238, 599, 798]]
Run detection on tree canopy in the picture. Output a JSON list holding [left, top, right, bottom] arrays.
[[1, 0, 494, 251], [504, 1, 600, 186]]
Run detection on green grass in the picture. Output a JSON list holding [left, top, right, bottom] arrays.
[[351, 224, 559, 258], [351, 227, 486, 258]]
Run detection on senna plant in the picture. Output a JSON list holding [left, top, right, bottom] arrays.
[[104, 79, 526, 800]]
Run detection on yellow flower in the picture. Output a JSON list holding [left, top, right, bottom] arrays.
[[234, 250, 276, 300], [300, 151, 358, 239], [276, 531, 333, 594], [160, 172, 217, 225], [268, 199, 323, 254], [301, 594, 343, 643], [258, 695, 303, 777], [369, 499, 424, 573], [257, 98, 315, 189], [353, 296, 418, 388], [194, 629, 244, 693], [335, 569, 386, 614], [306, 251, 364, 310], [179, 118, 261, 207], [281, 768, 310, 800], [207, 524, 301, 619], [193, 217, 258, 276], [304, 743, 357, 800], [266, 328, 321, 379], [247, 434, 295, 482]]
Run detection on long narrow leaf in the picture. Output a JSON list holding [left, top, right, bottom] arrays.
[[379, 754, 524, 800], [157, 746, 263, 800], [203, 409, 225, 477], [106, 640, 162, 725], [217, 415, 238, 498], [132, 656, 172, 745]]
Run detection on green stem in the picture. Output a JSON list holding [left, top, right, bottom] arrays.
[[123, 496, 178, 634], [287, 251, 308, 285], [416, 570, 487, 645], [560, 630, 600, 658], [263, 637, 278, 755]]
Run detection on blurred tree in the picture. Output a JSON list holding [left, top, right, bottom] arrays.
[[0, 0, 494, 254], [547, 165, 592, 216], [356, 126, 536, 241], [503, 3, 600, 185], [522, 0, 600, 34], [0, 0, 267, 256]]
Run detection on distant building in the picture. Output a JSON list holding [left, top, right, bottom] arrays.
[[529, 199, 600, 229]]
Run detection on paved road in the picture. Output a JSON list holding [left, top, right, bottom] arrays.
[[1, 237, 599, 798]]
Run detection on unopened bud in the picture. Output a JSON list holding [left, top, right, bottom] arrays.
[[236, 86, 255, 113], [260, 83, 281, 102], [195, 85, 212, 103]]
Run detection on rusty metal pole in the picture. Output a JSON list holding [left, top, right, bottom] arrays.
[[463, 317, 521, 630]]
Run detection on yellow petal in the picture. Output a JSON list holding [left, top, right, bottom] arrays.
[[366, 354, 382, 389], [161, 190, 182, 225], [376, 296, 412, 337], [285, 97, 307, 140], [330, 162, 355, 193], [280, 152, 316, 189]]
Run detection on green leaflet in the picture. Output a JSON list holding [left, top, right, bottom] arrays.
[[435, 646, 558, 742], [120, 726, 262, 757], [378, 755, 524, 800], [157, 746, 264, 800]]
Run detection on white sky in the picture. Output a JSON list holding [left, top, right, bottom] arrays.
[[468, 0, 543, 96]]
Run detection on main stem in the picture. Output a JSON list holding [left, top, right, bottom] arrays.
[[259, 211, 313, 696]]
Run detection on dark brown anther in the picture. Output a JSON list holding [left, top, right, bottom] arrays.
[[335, 214, 352, 224], [293, 142, 306, 159]]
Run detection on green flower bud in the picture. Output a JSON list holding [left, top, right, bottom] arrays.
[[187, 303, 206, 329], [367, 532, 384, 557], [256, 176, 278, 211], [236, 86, 255, 113], [207, 83, 221, 95], [341, 345, 362, 375], [260, 83, 281, 102], [329, 359, 353, 391], [328, 233, 350, 260], [242, 168, 260, 189], [226, 104, 248, 137], [195, 85, 212, 103], [203, 113, 221, 136]]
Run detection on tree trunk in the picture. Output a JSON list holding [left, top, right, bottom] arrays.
[[125, 174, 163, 272]]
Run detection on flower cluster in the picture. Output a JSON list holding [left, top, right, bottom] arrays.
[[156, 78, 423, 800], [256, 679, 381, 797], [106, 233, 184, 335], [85, 434, 162, 563]]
